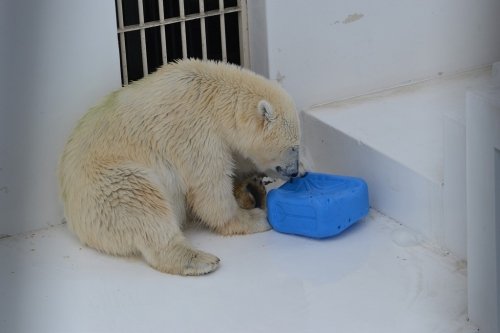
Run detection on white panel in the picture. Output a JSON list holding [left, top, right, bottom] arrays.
[[466, 78, 500, 332]]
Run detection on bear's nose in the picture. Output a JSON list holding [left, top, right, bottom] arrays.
[[275, 164, 299, 178]]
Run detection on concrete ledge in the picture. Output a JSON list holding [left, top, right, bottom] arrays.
[[302, 68, 491, 259]]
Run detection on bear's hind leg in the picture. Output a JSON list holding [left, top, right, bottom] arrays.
[[95, 165, 220, 275], [135, 223, 220, 276]]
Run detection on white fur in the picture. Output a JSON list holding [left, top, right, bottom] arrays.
[[58, 59, 300, 275]]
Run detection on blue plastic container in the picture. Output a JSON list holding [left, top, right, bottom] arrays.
[[267, 172, 369, 238]]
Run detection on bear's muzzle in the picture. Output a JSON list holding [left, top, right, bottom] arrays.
[[275, 145, 299, 178]]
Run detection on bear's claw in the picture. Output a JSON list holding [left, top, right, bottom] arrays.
[[183, 250, 220, 276]]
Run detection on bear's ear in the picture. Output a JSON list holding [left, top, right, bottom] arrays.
[[258, 100, 275, 122]]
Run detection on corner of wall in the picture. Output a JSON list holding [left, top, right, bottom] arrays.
[[246, 0, 269, 78]]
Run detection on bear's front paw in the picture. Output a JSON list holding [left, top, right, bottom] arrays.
[[233, 173, 267, 210], [246, 208, 271, 233], [215, 208, 271, 236]]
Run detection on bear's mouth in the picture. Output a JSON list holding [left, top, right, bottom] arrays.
[[275, 165, 299, 179], [271, 145, 300, 179]]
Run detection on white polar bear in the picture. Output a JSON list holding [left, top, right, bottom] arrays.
[[58, 59, 300, 275]]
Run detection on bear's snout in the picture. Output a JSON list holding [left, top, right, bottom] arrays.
[[275, 146, 300, 178], [275, 165, 298, 178]]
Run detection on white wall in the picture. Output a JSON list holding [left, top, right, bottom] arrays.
[[2, 0, 499, 236], [249, 0, 500, 110], [0, 0, 121, 235]]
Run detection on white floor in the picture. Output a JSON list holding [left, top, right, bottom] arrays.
[[0, 210, 477, 333]]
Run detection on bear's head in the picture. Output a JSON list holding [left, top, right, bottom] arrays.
[[233, 82, 301, 179]]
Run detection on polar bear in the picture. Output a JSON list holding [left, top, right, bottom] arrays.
[[58, 59, 300, 275]]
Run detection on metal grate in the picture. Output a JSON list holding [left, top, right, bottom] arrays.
[[115, 0, 249, 85]]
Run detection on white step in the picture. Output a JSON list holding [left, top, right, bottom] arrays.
[[301, 67, 492, 259]]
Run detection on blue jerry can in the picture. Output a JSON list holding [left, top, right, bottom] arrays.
[[267, 172, 369, 238]]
